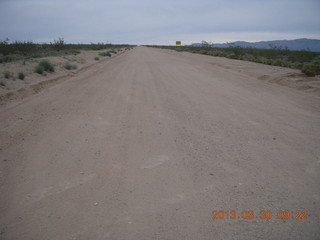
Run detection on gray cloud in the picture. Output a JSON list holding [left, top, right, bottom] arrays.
[[0, 0, 319, 44]]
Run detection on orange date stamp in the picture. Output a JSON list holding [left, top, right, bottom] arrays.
[[212, 210, 309, 220]]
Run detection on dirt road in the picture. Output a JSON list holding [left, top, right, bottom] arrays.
[[1, 46, 319, 239]]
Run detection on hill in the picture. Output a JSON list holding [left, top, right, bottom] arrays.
[[191, 39, 320, 52]]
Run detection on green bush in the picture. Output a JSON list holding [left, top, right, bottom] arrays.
[[0, 55, 16, 63], [63, 62, 77, 70], [217, 52, 227, 57], [227, 53, 238, 59], [40, 60, 54, 72], [4, 71, 11, 78], [18, 72, 25, 80], [253, 56, 268, 64], [99, 51, 111, 57], [273, 59, 290, 67], [302, 61, 320, 76], [291, 62, 304, 69], [35, 60, 54, 74], [198, 50, 208, 54], [35, 65, 44, 74], [69, 49, 80, 55]]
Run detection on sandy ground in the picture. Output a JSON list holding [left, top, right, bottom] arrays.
[[0, 49, 126, 103], [0, 46, 319, 240]]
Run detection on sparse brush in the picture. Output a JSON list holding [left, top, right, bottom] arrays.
[[69, 49, 80, 55], [94, 56, 99, 60], [227, 53, 238, 59], [4, 71, 11, 79], [18, 72, 25, 80], [0, 80, 6, 86], [0, 39, 133, 65], [302, 61, 320, 76], [152, 45, 320, 75], [35, 65, 44, 74], [39, 60, 54, 72], [99, 52, 111, 57], [35, 60, 54, 74], [63, 62, 77, 70]]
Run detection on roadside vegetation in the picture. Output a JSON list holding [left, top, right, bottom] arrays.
[[0, 38, 132, 63], [151, 45, 320, 77], [18, 72, 25, 80], [99, 51, 112, 57], [35, 60, 55, 74], [4, 71, 12, 79], [63, 62, 77, 70], [0, 38, 134, 91]]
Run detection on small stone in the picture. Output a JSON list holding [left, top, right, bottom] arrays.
[[94, 202, 98, 206], [80, 172, 84, 175]]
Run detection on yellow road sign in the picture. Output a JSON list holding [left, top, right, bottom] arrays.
[[176, 41, 181, 46]]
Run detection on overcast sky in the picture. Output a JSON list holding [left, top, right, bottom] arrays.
[[0, 0, 319, 45]]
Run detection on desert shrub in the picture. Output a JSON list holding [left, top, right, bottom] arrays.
[[198, 49, 208, 54], [217, 51, 227, 57], [0, 80, 5, 86], [265, 59, 274, 65], [35, 60, 54, 74], [68, 49, 80, 55], [227, 53, 238, 59], [302, 61, 320, 76], [99, 51, 111, 57], [40, 60, 54, 72], [94, 56, 99, 60], [253, 56, 268, 64], [4, 71, 11, 78], [35, 65, 44, 74], [63, 62, 77, 70], [273, 59, 282, 66], [18, 72, 25, 80], [291, 62, 304, 69], [53, 38, 65, 50], [0, 55, 16, 63]]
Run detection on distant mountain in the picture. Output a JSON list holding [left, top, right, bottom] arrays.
[[191, 39, 320, 52]]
